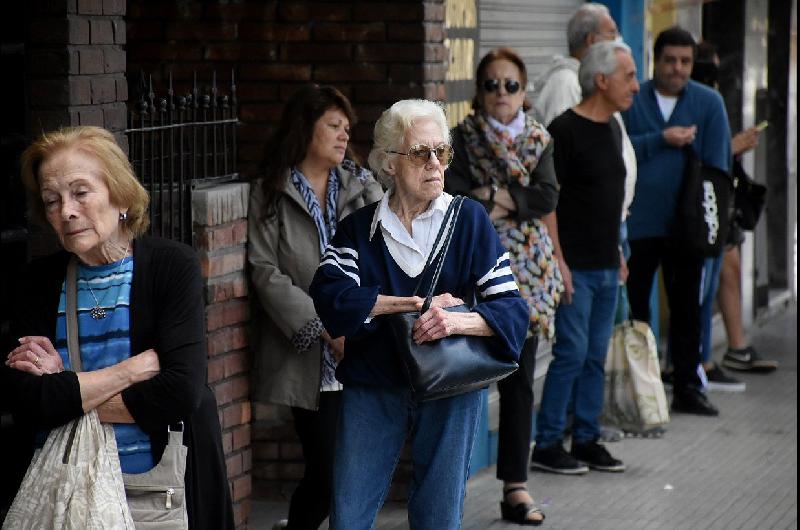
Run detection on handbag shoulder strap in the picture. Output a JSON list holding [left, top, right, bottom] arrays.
[[417, 196, 465, 313], [411, 195, 462, 296], [66, 257, 83, 372]]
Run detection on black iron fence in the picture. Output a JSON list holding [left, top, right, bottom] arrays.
[[126, 72, 238, 244]]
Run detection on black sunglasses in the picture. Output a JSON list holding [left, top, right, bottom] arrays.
[[482, 78, 522, 94], [386, 143, 454, 166]]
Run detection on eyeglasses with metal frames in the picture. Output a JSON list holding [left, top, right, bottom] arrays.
[[386, 143, 454, 166]]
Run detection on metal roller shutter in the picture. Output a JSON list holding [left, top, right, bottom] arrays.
[[479, 0, 583, 93]]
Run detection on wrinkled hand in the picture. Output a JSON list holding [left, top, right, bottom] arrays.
[[6, 336, 64, 376], [663, 125, 697, 147], [419, 293, 465, 310], [127, 349, 160, 383], [557, 256, 574, 305], [323, 331, 346, 363], [412, 306, 462, 344], [731, 127, 760, 156]]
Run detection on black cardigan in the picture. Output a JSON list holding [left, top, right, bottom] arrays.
[[1, 236, 234, 530]]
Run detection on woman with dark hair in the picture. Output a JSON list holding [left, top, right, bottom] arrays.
[[446, 47, 561, 526], [247, 84, 383, 529]]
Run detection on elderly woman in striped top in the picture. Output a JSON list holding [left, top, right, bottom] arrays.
[[309, 99, 529, 530], [3, 125, 233, 529]]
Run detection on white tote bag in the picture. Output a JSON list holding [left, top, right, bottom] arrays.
[[3, 410, 135, 530], [602, 319, 670, 433]]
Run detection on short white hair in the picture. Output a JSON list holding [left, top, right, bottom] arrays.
[[579, 40, 632, 98], [567, 3, 611, 56], [367, 99, 450, 187]]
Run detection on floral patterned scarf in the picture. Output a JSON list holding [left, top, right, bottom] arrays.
[[458, 112, 564, 339]]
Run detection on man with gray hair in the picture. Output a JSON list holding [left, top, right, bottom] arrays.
[[531, 41, 639, 475], [534, 2, 637, 272], [533, 3, 618, 126]]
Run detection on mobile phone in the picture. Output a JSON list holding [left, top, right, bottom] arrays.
[[755, 120, 769, 132]]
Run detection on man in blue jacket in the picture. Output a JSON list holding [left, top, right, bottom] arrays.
[[623, 26, 731, 416]]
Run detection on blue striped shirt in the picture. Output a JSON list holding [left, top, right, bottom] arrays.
[[55, 256, 154, 474]]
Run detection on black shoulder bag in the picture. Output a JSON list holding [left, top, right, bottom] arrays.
[[732, 159, 767, 231], [385, 196, 519, 401], [673, 146, 734, 257]]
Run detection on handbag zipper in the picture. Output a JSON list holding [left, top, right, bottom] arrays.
[[125, 484, 181, 509]]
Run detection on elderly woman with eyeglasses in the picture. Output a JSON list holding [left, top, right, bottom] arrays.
[[309, 99, 528, 530], [445, 47, 561, 526]]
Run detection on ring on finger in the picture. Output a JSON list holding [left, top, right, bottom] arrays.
[[34, 355, 41, 368]]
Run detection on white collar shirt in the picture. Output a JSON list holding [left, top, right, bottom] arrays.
[[369, 190, 453, 278], [487, 108, 526, 139]]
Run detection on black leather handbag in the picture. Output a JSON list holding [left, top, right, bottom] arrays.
[[386, 196, 519, 401], [673, 147, 734, 257]]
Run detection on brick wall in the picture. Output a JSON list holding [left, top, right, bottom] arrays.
[[126, 0, 448, 513], [126, 0, 447, 178], [192, 183, 253, 528], [28, 0, 128, 147]]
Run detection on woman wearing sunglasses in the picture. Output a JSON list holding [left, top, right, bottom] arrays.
[[446, 47, 561, 526], [247, 84, 383, 529], [309, 99, 529, 529]]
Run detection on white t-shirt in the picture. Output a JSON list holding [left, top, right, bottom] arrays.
[[655, 91, 679, 122]]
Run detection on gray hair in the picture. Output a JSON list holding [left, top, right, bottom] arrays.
[[579, 40, 632, 98], [367, 99, 450, 187], [567, 3, 611, 56]]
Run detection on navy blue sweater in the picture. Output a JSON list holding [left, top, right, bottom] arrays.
[[309, 198, 529, 389]]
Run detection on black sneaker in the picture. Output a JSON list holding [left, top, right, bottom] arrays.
[[571, 440, 626, 472], [705, 364, 746, 392], [530, 443, 589, 475], [672, 388, 719, 416], [722, 346, 779, 372]]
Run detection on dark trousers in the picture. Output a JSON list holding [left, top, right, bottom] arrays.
[[626, 237, 704, 393], [287, 390, 342, 530], [496, 335, 539, 482]]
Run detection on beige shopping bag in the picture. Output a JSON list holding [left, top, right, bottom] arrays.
[[602, 319, 670, 433], [3, 410, 135, 530]]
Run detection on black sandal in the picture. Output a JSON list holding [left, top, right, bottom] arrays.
[[500, 486, 546, 526]]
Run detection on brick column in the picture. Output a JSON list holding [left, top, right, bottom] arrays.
[[27, 0, 127, 145], [192, 182, 252, 529]]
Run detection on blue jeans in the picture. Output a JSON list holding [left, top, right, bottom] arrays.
[[699, 254, 723, 364], [330, 386, 483, 530], [536, 268, 619, 447]]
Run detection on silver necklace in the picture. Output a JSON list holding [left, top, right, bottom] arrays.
[[84, 246, 130, 320]]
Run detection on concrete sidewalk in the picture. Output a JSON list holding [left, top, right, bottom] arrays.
[[250, 303, 797, 529]]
